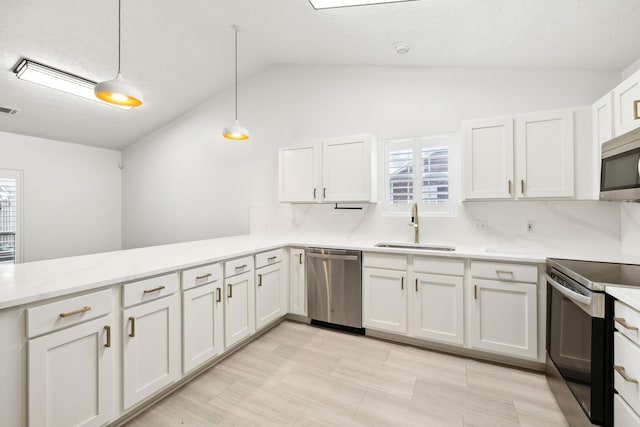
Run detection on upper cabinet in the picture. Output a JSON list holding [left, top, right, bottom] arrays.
[[613, 67, 640, 137], [279, 134, 377, 203], [463, 109, 574, 200]]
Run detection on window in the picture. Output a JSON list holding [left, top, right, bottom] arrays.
[[384, 135, 455, 215], [0, 170, 22, 264]]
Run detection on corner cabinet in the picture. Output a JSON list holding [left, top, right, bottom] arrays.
[[278, 134, 377, 203], [463, 109, 574, 200], [468, 261, 538, 360]]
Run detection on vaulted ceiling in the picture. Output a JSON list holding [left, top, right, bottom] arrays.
[[1, 0, 639, 150]]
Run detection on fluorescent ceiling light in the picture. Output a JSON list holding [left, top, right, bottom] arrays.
[[308, 0, 418, 9], [14, 59, 132, 111]]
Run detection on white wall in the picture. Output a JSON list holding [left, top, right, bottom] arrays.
[[0, 131, 121, 262], [123, 64, 622, 251]]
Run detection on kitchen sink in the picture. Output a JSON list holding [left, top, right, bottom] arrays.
[[374, 243, 456, 251]]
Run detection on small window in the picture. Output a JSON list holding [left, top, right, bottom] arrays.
[[384, 135, 455, 215], [0, 170, 22, 264]]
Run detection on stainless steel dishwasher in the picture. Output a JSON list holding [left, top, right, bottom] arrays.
[[307, 248, 363, 333]]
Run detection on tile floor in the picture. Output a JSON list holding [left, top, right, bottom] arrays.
[[124, 321, 568, 427]]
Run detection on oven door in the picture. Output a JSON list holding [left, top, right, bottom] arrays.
[[546, 275, 607, 425]]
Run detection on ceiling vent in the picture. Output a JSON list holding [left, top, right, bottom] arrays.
[[0, 106, 19, 115]]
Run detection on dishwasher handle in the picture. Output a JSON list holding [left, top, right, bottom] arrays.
[[307, 253, 359, 261]]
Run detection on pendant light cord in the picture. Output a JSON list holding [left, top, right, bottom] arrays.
[[117, 0, 122, 75], [234, 27, 238, 121]]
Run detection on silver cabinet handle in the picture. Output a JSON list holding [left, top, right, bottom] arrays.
[[615, 317, 639, 331], [495, 270, 514, 276], [614, 365, 638, 384]]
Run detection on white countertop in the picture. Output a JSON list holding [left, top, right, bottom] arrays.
[[1, 233, 637, 310], [606, 286, 640, 312]]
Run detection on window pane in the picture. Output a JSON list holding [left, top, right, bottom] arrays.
[[388, 149, 413, 204], [421, 146, 448, 204], [0, 178, 17, 264]]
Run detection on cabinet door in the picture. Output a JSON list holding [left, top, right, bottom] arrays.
[[613, 69, 640, 136], [289, 249, 306, 316], [362, 267, 407, 334], [411, 273, 464, 346], [182, 283, 223, 374], [279, 145, 320, 202], [322, 135, 372, 202], [123, 294, 180, 410], [515, 110, 574, 198], [592, 93, 614, 199], [256, 263, 284, 330], [469, 279, 537, 360], [224, 271, 256, 348], [29, 316, 113, 427], [463, 117, 514, 199]]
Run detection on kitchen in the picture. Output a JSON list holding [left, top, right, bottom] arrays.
[[1, 0, 640, 426]]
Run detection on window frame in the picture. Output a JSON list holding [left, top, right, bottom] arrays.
[[0, 169, 23, 264], [383, 134, 456, 217]]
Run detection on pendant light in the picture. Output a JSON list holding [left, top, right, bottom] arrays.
[[223, 25, 250, 140], [95, 0, 143, 108]]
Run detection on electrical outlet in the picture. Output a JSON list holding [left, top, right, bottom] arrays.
[[474, 220, 488, 232], [527, 220, 535, 234]]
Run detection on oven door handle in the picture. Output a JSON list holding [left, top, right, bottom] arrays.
[[546, 273, 592, 305]]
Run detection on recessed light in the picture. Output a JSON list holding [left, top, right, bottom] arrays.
[[308, 0, 419, 10]]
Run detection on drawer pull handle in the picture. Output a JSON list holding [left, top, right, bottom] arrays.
[[615, 317, 639, 331], [235, 265, 247, 271], [216, 287, 222, 302], [258, 274, 263, 287], [129, 317, 136, 338], [495, 270, 514, 276], [59, 306, 91, 318], [104, 325, 111, 348], [267, 256, 277, 262], [143, 285, 165, 294], [614, 365, 638, 384], [196, 273, 212, 281], [228, 284, 233, 298]]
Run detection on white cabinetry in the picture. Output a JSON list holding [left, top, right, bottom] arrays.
[[181, 263, 223, 374], [411, 257, 464, 346], [463, 109, 574, 200], [27, 290, 114, 427], [224, 256, 256, 348], [469, 261, 538, 360], [363, 253, 408, 334], [613, 300, 640, 426], [613, 68, 640, 137], [592, 93, 614, 198], [122, 273, 180, 410], [289, 248, 306, 316], [255, 249, 286, 330], [278, 134, 376, 203]]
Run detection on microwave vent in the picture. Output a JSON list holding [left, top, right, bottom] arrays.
[[0, 106, 19, 115]]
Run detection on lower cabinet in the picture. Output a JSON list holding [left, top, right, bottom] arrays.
[[28, 316, 114, 427], [412, 272, 464, 345], [224, 271, 256, 348], [362, 266, 407, 334], [182, 282, 224, 374], [289, 248, 306, 316], [469, 278, 537, 359], [122, 294, 180, 410], [256, 262, 285, 330]]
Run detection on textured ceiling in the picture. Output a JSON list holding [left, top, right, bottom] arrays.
[[1, 0, 640, 150]]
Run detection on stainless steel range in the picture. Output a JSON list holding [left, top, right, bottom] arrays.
[[546, 258, 640, 427]]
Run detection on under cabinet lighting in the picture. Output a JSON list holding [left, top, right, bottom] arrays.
[[308, 0, 418, 9], [14, 59, 132, 110]]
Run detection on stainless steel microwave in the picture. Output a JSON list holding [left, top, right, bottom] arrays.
[[600, 136, 640, 201]]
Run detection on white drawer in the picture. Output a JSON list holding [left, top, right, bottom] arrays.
[[615, 301, 640, 348], [414, 257, 463, 276], [470, 261, 537, 283], [27, 289, 112, 338], [614, 332, 640, 416], [182, 263, 222, 291], [255, 248, 284, 269], [224, 256, 254, 278], [363, 252, 407, 270], [614, 394, 640, 427], [123, 273, 179, 308]]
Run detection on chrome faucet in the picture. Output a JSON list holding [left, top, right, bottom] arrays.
[[408, 202, 419, 244]]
